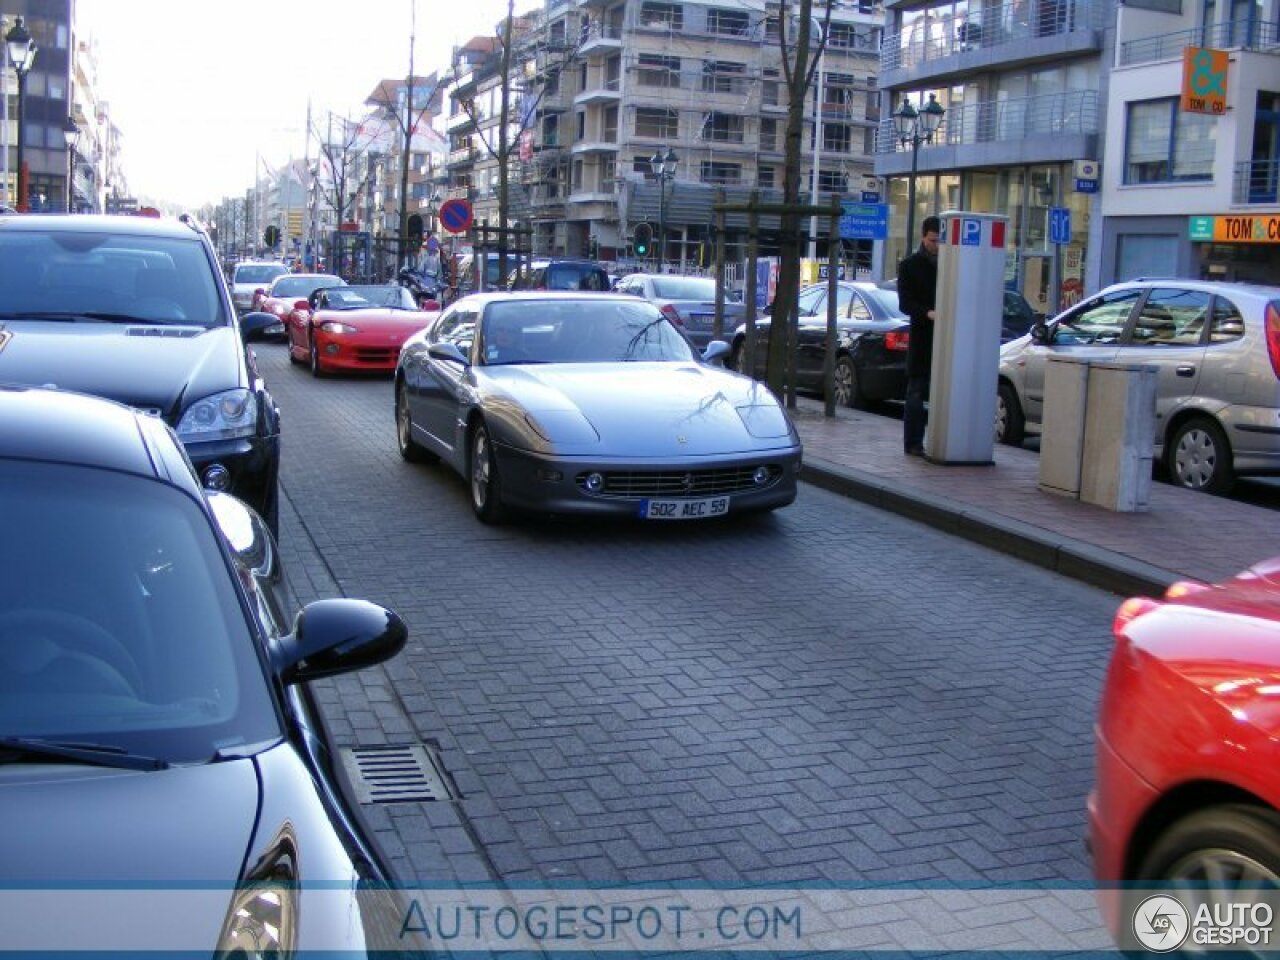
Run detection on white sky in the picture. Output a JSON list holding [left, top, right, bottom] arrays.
[[76, 0, 539, 210]]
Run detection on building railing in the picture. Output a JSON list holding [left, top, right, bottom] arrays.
[[1234, 158, 1280, 205], [881, 0, 1104, 71], [876, 90, 1099, 152], [1120, 20, 1280, 65]]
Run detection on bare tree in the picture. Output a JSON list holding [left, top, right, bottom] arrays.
[[364, 6, 452, 273], [453, 0, 585, 279], [766, 0, 832, 400], [310, 112, 364, 277]]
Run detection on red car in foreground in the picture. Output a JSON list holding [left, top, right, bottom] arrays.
[[1090, 556, 1280, 945], [288, 284, 438, 376]]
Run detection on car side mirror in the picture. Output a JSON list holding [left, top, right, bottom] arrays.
[[273, 599, 407, 684], [421, 299, 441, 312], [428, 341, 470, 365], [1030, 322, 1050, 344], [702, 340, 731, 365], [240, 311, 280, 342]]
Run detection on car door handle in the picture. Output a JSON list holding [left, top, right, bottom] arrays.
[[1176, 364, 1196, 377]]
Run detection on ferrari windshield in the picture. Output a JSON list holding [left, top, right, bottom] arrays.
[[481, 300, 697, 365]]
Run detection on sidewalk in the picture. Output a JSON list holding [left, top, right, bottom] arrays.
[[788, 397, 1275, 597]]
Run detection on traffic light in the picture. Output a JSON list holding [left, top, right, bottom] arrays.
[[263, 225, 280, 248], [633, 222, 653, 257]]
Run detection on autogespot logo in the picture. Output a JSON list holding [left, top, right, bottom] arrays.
[[1133, 894, 1190, 952]]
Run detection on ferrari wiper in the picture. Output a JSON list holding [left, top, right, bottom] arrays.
[[0, 735, 169, 771]]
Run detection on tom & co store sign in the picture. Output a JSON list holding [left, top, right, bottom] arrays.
[[1189, 214, 1280, 243]]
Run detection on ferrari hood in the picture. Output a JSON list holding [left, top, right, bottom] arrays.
[[482, 362, 796, 456], [0, 321, 242, 422]]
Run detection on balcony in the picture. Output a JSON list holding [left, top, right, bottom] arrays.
[[875, 90, 1100, 173], [1120, 20, 1279, 66], [579, 21, 624, 56], [880, 0, 1105, 82], [448, 147, 479, 166], [575, 78, 623, 105], [446, 111, 475, 133], [571, 137, 621, 154], [1234, 158, 1280, 205]]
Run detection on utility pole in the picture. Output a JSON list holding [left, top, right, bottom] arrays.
[[398, 0, 416, 273]]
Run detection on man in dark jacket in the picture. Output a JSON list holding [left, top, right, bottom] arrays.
[[897, 215, 941, 456]]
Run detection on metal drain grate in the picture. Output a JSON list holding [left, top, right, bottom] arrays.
[[340, 744, 456, 804]]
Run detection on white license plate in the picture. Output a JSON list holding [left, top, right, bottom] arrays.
[[639, 496, 729, 520]]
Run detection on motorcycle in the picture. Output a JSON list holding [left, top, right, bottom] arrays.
[[397, 267, 445, 311]]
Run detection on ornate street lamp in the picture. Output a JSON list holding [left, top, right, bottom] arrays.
[[63, 116, 80, 212], [649, 147, 678, 268], [893, 92, 945, 257], [6, 17, 38, 212]]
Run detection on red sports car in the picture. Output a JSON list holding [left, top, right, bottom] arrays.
[[288, 284, 439, 376], [258, 272, 345, 337], [1090, 555, 1280, 948]]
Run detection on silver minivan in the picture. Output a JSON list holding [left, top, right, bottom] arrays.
[[997, 279, 1280, 493]]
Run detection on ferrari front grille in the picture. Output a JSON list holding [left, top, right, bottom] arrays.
[[575, 465, 783, 498]]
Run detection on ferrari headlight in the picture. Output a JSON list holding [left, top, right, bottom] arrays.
[[320, 321, 358, 334], [217, 882, 298, 958], [177, 388, 258, 442]]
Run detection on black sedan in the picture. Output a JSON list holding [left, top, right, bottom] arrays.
[[0, 384, 408, 954], [732, 281, 910, 409]]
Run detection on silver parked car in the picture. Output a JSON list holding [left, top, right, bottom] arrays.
[[613, 273, 745, 349], [230, 260, 288, 314], [394, 292, 802, 522], [997, 279, 1280, 493]]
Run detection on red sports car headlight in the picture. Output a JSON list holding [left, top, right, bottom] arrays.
[[320, 322, 358, 334]]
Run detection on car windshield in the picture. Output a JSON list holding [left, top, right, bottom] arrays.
[[481, 300, 696, 365], [328, 285, 417, 310], [651, 277, 717, 300], [271, 275, 343, 299], [0, 230, 228, 328], [0, 460, 279, 763], [233, 264, 287, 284]]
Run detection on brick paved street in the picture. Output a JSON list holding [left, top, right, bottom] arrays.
[[256, 343, 1120, 896]]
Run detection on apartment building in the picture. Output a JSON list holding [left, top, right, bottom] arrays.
[[3, 0, 74, 210], [443, 0, 883, 265], [1098, 0, 1279, 284], [873, 0, 1110, 310]]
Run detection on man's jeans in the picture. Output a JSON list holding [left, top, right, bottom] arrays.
[[903, 376, 929, 451]]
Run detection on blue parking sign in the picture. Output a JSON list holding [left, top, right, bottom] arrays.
[[1049, 207, 1071, 245]]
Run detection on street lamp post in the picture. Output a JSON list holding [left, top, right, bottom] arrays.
[[62, 117, 79, 212], [649, 147, 678, 270], [892, 93, 945, 259], [6, 17, 38, 212]]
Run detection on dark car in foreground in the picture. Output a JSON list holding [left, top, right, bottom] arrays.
[[613, 273, 746, 349], [0, 212, 282, 533], [394, 292, 801, 523], [1089, 555, 1280, 950], [0, 384, 408, 955], [733, 281, 910, 408]]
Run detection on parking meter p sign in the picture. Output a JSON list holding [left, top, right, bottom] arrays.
[[439, 199, 473, 235]]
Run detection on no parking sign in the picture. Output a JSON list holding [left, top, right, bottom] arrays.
[[439, 199, 474, 235]]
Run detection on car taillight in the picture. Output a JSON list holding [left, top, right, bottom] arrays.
[[1112, 596, 1159, 638], [884, 330, 910, 352], [660, 304, 683, 325], [1266, 302, 1280, 380]]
